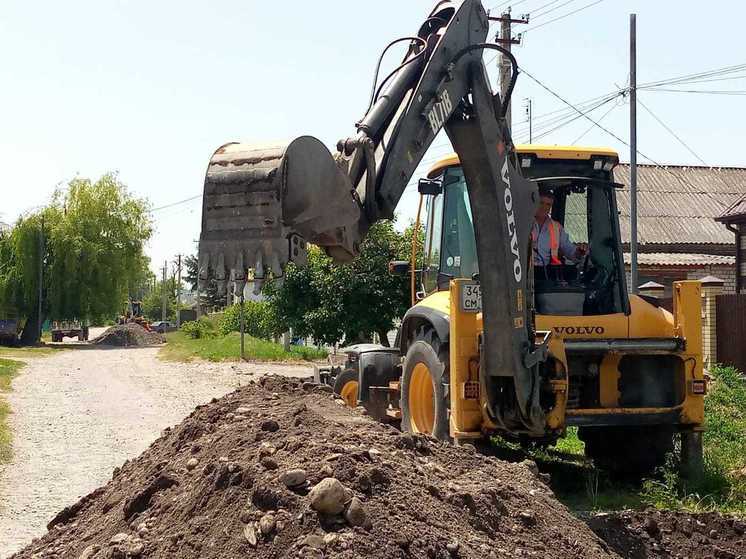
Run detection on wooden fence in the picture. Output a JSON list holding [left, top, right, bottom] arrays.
[[716, 294, 746, 372]]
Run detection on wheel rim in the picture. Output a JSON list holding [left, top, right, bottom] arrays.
[[409, 362, 435, 434], [340, 380, 359, 408]]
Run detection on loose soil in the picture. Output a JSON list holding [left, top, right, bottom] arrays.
[[9, 376, 614, 559], [92, 324, 164, 347], [6, 375, 745, 558], [0, 348, 311, 558], [588, 510, 746, 559]]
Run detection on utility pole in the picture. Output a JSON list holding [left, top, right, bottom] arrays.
[[629, 13, 638, 294], [524, 98, 533, 143], [37, 217, 44, 342], [491, 10, 528, 133], [161, 261, 167, 321], [176, 254, 182, 328]]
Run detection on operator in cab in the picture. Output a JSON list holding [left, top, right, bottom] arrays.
[[531, 190, 587, 268]]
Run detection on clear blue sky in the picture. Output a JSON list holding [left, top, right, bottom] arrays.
[[2, 0, 744, 275]]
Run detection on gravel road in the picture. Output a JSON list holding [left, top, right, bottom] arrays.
[[0, 345, 313, 557]]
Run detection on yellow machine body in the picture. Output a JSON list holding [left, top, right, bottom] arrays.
[[413, 146, 705, 442]]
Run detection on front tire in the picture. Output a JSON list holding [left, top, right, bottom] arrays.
[[333, 368, 359, 409], [400, 328, 450, 441]]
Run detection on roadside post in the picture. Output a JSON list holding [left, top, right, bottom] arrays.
[[239, 285, 245, 361]]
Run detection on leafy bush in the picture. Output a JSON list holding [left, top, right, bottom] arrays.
[[180, 316, 218, 339], [218, 301, 279, 340]]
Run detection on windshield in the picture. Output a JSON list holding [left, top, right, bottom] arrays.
[[428, 164, 626, 315]]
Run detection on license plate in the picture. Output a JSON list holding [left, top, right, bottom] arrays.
[[460, 282, 482, 313]]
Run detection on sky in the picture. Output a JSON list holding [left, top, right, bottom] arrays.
[[1, 0, 744, 276]]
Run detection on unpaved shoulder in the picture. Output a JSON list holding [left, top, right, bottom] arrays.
[[0, 346, 311, 558]]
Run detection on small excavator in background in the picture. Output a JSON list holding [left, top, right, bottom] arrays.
[[198, 0, 705, 476], [118, 299, 152, 331]]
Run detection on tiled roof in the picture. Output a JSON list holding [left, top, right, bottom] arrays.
[[614, 164, 746, 246], [622, 252, 735, 267]]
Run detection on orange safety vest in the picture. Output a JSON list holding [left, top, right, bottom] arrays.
[[532, 218, 563, 265]]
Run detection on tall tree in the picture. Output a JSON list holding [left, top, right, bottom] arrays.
[[0, 173, 152, 343]]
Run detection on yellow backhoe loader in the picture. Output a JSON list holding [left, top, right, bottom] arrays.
[[197, 0, 705, 475]]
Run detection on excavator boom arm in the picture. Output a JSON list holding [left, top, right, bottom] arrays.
[[198, 0, 545, 432]]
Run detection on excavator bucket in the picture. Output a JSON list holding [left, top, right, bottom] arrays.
[[198, 137, 362, 294]]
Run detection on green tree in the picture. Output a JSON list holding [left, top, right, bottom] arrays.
[[141, 279, 176, 322], [184, 254, 225, 311], [0, 173, 152, 343], [268, 220, 412, 346]]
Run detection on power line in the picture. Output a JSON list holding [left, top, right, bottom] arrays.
[[151, 195, 201, 212], [636, 96, 707, 166], [517, 66, 705, 193], [641, 88, 746, 96], [520, 0, 606, 34], [571, 99, 619, 145], [637, 63, 746, 90], [527, 0, 565, 18], [527, 0, 578, 21], [636, 95, 737, 199], [488, 0, 531, 14]]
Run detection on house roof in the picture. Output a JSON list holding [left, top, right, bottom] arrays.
[[622, 252, 736, 267], [614, 163, 746, 247], [717, 193, 746, 222]]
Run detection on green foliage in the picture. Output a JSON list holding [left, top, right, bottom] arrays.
[[184, 254, 224, 311], [638, 365, 746, 514], [0, 173, 152, 341], [180, 317, 218, 339], [0, 357, 24, 464], [141, 279, 176, 321], [267, 220, 411, 346], [218, 301, 279, 340], [160, 331, 327, 362]]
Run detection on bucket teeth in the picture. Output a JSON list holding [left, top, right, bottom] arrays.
[[198, 136, 363, 297]]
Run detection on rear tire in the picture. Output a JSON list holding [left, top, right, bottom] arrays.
[[333, 368, 359, 409], [400, 327, 450, 441], [580, 425, 674, 475]]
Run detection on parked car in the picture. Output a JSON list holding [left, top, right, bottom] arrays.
[[151, 321, 175, 334]]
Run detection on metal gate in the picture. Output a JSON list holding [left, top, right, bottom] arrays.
[[716, 294, 746, 372]]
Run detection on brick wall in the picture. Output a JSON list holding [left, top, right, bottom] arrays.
[[624, 264, 737, 294], [686, 265, 736, 294]]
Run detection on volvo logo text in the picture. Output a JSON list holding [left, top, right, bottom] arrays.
[[553, 326, 606, 335], [501, 159, 521, 282]]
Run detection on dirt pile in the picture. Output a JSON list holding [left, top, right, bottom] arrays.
[[11, 376, 617, 559], [92, 324, 163, 347], [589, 510, 746, 559]]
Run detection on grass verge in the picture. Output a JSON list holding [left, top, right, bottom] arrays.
[[0, 346, 58, 359], [160, 331, 328, 363], [0, 358, 24, 463], [489, 365, 746, 515]]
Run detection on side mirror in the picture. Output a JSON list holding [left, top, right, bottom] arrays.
[[417, 178, 442, 196], [388, 260, 411, 276]]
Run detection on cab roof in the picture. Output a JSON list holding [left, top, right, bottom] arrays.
[[426, 144, 620, 178]]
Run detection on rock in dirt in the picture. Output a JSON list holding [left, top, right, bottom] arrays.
[[13, 375, 744, 559], [308, 478, 348, 515], [343, 496, 368, 527], [280, 468, 307, 488]]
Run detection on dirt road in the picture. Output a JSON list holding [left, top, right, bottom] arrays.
[[0, 345, 312, 558]]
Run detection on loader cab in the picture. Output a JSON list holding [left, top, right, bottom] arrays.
[[420, 145, 629, 317]]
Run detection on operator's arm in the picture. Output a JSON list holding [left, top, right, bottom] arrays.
[[558, 227, 580, 262]]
